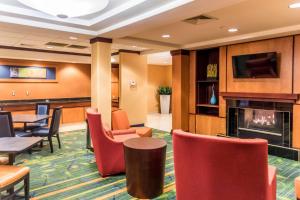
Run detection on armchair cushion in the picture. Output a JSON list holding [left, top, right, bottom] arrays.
[[131, 127, 152, 137], [0, 156, 8, 165], [111, 129, 136, 135], [0, 166, 29, 188], [113, 134, 139, 143]]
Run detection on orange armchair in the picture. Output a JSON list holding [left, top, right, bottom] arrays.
[[173, 130, 276, 200], [112, 110, 152, 137], [295, 177, 300, 200], [86, 109, 138, 177]]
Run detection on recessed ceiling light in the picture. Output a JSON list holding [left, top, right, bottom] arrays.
[[132, 45, 137, 48], [46, 46, 54, 49], [17, 0, 109, 18], [69, 36, 78, 40], [228, 28, 238, 33], [162, 34, 170, 38], [289, 2, 300, 8]]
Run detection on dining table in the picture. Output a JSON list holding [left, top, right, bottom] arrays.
[[0, 137, 43, 165], [12, 114, 50, 131]]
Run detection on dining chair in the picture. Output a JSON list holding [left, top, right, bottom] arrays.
[[0, 111, 15, 138], [32, 106, 62, 153], [0, 165, 30, 200], [173, 130, 276, 200], [0, 111, 32, 164], [0, 111, 31, 138], [26, 102, 50, 131]]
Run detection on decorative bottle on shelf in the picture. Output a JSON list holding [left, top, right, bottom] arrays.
[[210, 84, 217, 105]]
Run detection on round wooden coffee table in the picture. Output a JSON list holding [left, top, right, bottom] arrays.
[[124, 137, 167, 199]]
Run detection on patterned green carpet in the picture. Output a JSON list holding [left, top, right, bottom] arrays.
[[15, 129, 298, 200]]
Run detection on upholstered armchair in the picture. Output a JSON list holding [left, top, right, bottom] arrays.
[[172, 130, 276, 200], [295, 177, 300, 200], [86, 109, 138, 177], [112, 110, 152, 137]]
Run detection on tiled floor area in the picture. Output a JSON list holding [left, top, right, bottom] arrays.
[[60, 113, 172, 133], [145, 113, 172, 132]]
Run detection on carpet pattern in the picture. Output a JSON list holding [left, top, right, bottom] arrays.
[[16, 129, 299, 200]]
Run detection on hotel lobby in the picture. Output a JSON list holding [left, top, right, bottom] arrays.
[[1, 0, 300, 199]]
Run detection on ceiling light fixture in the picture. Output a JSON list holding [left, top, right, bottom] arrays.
[[69, 36, 78, 40], [162, 34, 171, 38], [17, 0, 109, 18], [46, 46, 53, 49], [289, 2, 300, 8], [228, 28, 238, 33]]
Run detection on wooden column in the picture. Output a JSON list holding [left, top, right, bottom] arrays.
[[171, 50, 190, 131], [189, 51, 196, 133], [90, 37, 112, 127]]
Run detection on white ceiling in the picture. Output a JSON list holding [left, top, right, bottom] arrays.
[[0, 0, 299, 64]]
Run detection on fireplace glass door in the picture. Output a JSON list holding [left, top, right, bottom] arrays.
[[237, 108, 290, 146]]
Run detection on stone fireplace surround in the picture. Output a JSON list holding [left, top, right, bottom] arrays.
[[221, 92, 299, 160]]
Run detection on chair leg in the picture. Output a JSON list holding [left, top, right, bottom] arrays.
[[8, 187, 14, 197], [56, 134, 61, 149], [24, 174, 30, 200], [48, 136, 54, 153], [40, 141, 43, 148]]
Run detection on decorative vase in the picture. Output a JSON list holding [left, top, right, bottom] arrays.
[[160, 95, 171, 114], [210, 85, 217, 105]]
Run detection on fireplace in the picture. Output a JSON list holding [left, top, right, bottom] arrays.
[[227, 100, 293, 150]]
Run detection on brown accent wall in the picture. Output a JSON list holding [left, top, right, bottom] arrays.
[[147, 64, 172, 113], [226, 37, 293, 94], [0, 59, 91, 100]]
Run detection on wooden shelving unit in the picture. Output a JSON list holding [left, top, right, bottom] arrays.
[[196, 48, 220, 116], [111, 63, 119, 108]]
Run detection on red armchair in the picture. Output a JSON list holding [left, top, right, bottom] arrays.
[[112, 110, 152, 137], [86, 109, 138, 177], [173, 130, 276, 200]]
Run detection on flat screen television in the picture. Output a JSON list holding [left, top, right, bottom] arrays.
[[232, 52, 279, 78]]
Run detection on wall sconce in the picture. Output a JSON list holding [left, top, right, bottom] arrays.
[[129, 80, 137, 88]]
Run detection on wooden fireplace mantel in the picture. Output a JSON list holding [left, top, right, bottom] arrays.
[[219, 92, 299, 103]]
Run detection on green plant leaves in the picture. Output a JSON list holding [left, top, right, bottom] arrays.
[[158, 86, 172, 95]]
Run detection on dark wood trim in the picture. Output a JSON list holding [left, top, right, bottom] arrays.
[[170, 49, 190, 56], [0, 45, 91, 57], [220, 92, 298, 103], [111, 52, 119, 56], [111, 63, 119, 68], [90, 37, 112, 44], [2, 101, 91, 112], [119, 49, 140, 55]]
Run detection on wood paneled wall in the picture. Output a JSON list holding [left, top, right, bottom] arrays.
[[0, 59, 91, 100], [226, 37, 293, 94], [196, 115, 226, 135]]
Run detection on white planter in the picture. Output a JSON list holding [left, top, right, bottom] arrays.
[[160, 95, 171, 114]]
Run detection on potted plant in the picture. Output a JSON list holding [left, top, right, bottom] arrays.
[[157, 86, 172, 114]]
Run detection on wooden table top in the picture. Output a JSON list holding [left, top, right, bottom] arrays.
[[12, 114, 50, 123], [0, 137, 43, 153], [124, 138, 167, 150]]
